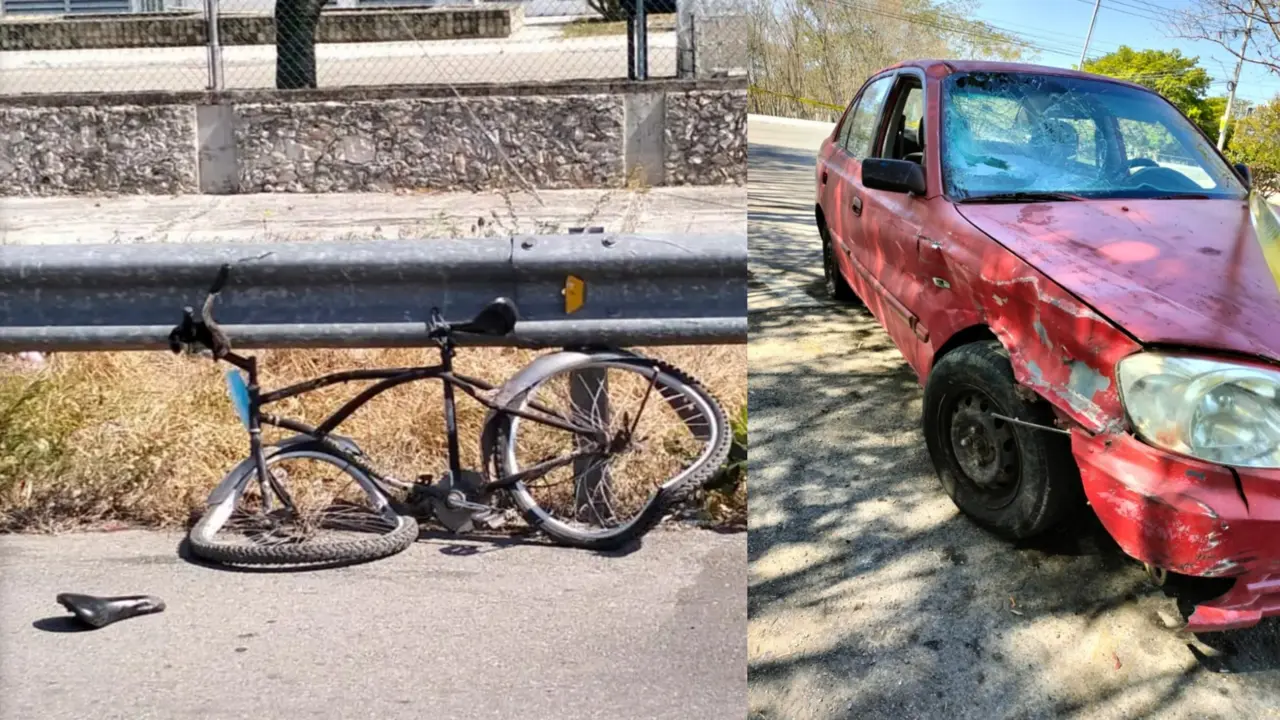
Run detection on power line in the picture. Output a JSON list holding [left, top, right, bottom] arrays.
[[1069, 0, 1166, 23], [1103, 0, 1173, 22], [819, 0, 1255, 90]]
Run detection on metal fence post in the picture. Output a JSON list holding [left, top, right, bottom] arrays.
[[570, 366, 612, 523], [635, 0, 648, 81], [626, 11, 636, 80], [676, 0, 695, 78], [205, 0, 224, 91]]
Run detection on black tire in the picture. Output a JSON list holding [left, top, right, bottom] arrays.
[[818, 213, 858, 303], [492, 357, 731, 551], [188, 445, 419, 567], [922, 340, 1082, 539]]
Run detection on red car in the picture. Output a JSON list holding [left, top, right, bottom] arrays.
[[815, 59, 1280, 632]]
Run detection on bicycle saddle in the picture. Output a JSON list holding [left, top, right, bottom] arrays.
[[452, 297, 519, 336], [56, 593, 165, 629]]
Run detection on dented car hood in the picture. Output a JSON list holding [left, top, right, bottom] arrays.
[[956, 196, 1280, 363]]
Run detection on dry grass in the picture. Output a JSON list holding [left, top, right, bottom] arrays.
[[0, 345, 745, 533]]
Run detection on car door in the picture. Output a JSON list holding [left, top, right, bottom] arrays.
[[827, 74, 896, 292], [856, 72, 935, 372], [817, 97, 860, 252]]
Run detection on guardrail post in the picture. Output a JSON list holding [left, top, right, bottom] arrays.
[[205, 0, 224, 91], [570, 366, 612, 522]]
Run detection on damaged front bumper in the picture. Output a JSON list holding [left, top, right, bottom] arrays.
[[1072, 430, 1280, 632]]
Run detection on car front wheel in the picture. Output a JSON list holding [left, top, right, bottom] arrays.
[[922, 340, 1083, 539]]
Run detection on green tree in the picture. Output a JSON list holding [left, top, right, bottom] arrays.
[[1227, 96, 1280, 195], [1201, 95, 1229, 139], [1083, 46, 1220, 135]]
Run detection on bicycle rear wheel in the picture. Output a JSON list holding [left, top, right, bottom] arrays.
[[188, 441, 419, 567], [492, 356, 729, 550]]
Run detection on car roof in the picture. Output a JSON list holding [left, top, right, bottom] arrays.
[[883, 59, 1152, 94]]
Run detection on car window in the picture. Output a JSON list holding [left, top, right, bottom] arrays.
[[941, 72, 1246, 200], [836, 100, 859, 151], [955, 93, 1031, 145], [882, 81, 925, 163], [841, 76, 895, 159], [1117, 118, 1215, 189]]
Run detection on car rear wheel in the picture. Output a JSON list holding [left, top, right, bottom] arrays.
[[818, 216, 858, 303], [922, 340, 1083, 539]]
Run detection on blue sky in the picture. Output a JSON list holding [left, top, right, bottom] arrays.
[[972, 0, 1280, 103]]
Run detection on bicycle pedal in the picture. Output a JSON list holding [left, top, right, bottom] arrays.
[[473, 508, 515, 532]]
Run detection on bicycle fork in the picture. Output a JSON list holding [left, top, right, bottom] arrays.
[[245, 357, 294, 515]]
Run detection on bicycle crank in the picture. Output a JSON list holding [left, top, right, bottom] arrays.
[[419, 470, 505, 533]]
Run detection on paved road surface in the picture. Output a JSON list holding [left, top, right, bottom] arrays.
[[0, 528, 745, 720], [746, 114, 1280, 720], [0, 186, 746, 245], [0, 28, 678, 95]]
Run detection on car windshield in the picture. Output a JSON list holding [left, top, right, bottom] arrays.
[[941, 71, 1248, 201]]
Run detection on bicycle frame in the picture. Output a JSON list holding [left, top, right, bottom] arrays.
[[213, 339, 605, 507]]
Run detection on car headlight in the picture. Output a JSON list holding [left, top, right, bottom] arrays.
[[1117, 353, 1280, 468]]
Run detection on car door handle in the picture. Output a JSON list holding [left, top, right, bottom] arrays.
[[851, 195, 863, 216], [821, 170, 828, 184]]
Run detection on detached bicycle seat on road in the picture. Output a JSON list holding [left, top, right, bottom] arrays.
[[452, 298, 519, 336], [56, 593, 165, 629]]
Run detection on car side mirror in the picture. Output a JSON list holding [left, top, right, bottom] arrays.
[[861, 158, 927, 196], [1234, 162, 1253, 190]]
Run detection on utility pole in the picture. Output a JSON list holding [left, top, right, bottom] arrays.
[[1079, 0, 1102, 70], [1219, 7, 1255, 150]]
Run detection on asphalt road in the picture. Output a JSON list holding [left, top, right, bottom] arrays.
[[745, 114, 1280, 720], [0, 28, 678, 95], [0, 528, 745, 720]]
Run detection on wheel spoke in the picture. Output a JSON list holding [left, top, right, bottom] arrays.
[[500, 359, 726, 539]]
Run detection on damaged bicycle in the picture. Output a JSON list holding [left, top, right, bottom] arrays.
[[168, 264, 730, 567]]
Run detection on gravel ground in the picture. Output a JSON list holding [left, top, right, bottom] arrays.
[[746, 115, 1280, 720]]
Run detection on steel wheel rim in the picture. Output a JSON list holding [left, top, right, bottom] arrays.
[[943, 388, 1022, 509], [503, 360, 721, 538], [197, 450, 399, 547]]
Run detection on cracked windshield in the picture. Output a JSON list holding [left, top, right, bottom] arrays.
[[944, 72, 1248, 200]]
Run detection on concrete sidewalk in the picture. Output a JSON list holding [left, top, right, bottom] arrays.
[[0, 186, 745, 246]]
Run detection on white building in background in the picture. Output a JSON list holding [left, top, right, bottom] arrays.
[[0, 0, 596, 16]]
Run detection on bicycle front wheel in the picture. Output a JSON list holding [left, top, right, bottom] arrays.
[[188, 442, 419, 567], [493, 356, 730, 550]]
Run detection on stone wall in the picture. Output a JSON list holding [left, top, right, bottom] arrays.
[[236, 95, 624, 193], [0, 6, 521, 51], [0, 105, 197, 195], [665, 89, 747, 186], [0, 78, 746, 196]]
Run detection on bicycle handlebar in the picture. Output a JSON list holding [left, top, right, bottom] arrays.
[[168, 263, 233, 358], [208, 263, 230, 296], [168, 263, 513, 357]]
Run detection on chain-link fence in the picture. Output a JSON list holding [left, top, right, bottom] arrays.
[[0, 0, 743, 95]]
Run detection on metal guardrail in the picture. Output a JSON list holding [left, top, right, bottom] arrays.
[[0, 233, 746, 352]]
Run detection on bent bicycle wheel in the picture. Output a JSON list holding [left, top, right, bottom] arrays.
[[493, 355, 730, 550], [188, 442, 419, 567]]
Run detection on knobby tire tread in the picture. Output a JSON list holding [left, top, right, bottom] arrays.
[[187, 447, 420, 567]]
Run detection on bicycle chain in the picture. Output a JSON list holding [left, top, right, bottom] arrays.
[[312, 436, 406, 494]]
